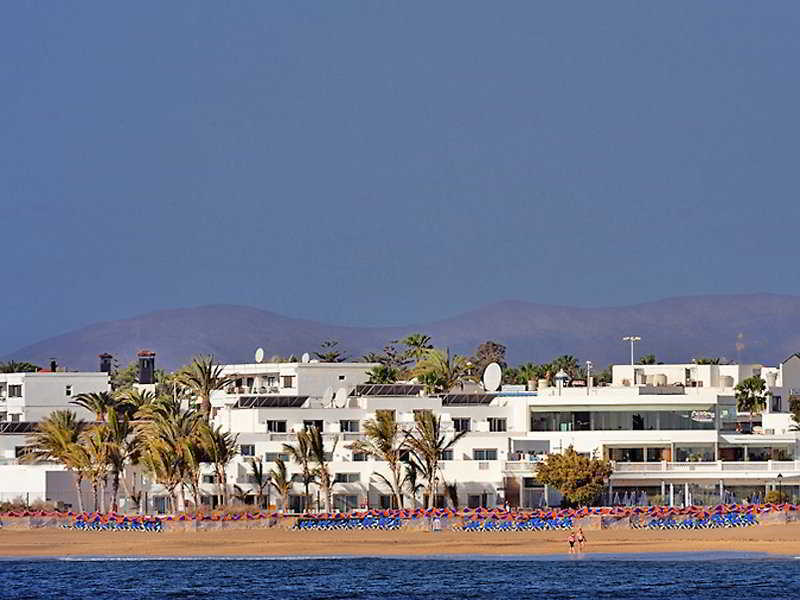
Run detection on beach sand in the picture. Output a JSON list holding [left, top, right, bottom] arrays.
[[2, 523, 800, 557]]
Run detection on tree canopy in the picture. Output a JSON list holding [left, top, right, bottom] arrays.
[[536, 447, 612, 506]]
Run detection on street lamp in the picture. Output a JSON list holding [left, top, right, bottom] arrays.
[[622, 336, 641, 366], [778, 473, 783, 504]]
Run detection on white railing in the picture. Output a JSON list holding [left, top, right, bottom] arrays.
[[612, 460, 800, 473]]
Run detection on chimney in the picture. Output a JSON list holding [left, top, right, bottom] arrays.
[[98, 353, 113, 374], [49, 358, 57, 372], [137, 350, 156, 385]]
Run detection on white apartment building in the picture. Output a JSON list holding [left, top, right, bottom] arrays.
[[0, 370, 110, 423], [2, 354, 799, 512]]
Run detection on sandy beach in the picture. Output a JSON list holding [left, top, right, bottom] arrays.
[[2, 523, 800, 558]]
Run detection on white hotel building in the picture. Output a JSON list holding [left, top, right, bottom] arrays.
[[1, 354, 800, 511]]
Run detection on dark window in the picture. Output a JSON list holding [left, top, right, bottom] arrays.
[[453, 418, 471, 433], [239, 444, 255, 457], [303, 420, 324, 432], [266, 420, 287, 433], [8, 385, 22, 398], [282, 376, 295, 388], [441, 450, 454, 461], [353, 452, 368, 462], [488, 418, 507, 432], [340, 420, 360, 433], [334, 472, 360, 483], [473, 449, 498, 461], [265, 452, 289, 462]]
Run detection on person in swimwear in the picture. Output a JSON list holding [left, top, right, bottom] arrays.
[[567, 530, 576, 554], [576, 527, 587, 552]]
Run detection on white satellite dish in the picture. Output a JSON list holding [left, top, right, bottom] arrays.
[[322, 386, 334, 408], [482, 362, 502, 392], [334, 387, 348, 408], [301, 352, 311, 364], [254, 347, 265, 363]]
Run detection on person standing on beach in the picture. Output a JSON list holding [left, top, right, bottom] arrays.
[[567, 531, 577, 555], [576, 528, 587, 552]]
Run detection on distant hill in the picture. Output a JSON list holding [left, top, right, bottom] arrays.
[[4, 294, 800, 371]]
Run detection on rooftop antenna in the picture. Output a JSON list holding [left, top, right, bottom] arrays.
[[622, 336, 641, 366], [482, 362, 502, 392], [255, 347, 265, 363]]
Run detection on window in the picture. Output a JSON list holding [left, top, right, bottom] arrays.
[[334, 495, 358, 512], [453, 418, 471, 433], [441, 450, 454, 461], [282, 375, 295, 388], [352, 451, 368, 462], [265, 452, 289, 462], [239, 444, 255, 457], [65, 385, 72, 397], [340, 420, 360, 433], [303, 420, 323, 432], [202, 475, 217, 484], [266, 376, 278, 388], [473, 449, 498, 461], [467, 495, 482, 509], [266, 420, 287, 433], [15, 446, 26, 459], [246, 377, 254, 389], [8, 385, 22, 398], [11, 414, 20, 422], [338, 375, 346, 381], [488, 418, 507, 432], [772, 395, 782, 412], [334, 472, 360, 483]]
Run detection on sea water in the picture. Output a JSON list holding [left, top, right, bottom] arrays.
[[2, 554, 798, 599]]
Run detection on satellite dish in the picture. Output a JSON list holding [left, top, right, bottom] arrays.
[[301, 352, 311, 364], [322, 386, 334, 407], [482, 362, 502, 392], [254, 347, 264, 363], [334, 387, 348, 408]]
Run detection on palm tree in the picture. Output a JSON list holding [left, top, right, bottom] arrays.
[[113, 387, 155, 420], [248, 458, 271, 509], [348, 411, 407, 509], [81, 424, 111, 512], [0, 360, 40, 373], [283, 432, 315, 512], [200, 424, 239, 507], [71, 391, 116, 421], [404, 411, 467, 509], [306, 426, 337, 512], [23, 410, 88, 512], [413, 348, 469, 395], [402, 333, 433, 365], [176, 355, 233, 419], [270, 458, 291, 511], [401, 452, 427, 509], [103, 406, 135, 512], [444, 481, 459, 509], [736, 376, 769, 431], [551, 355, 580, 379], [366, 364, 399, 384]]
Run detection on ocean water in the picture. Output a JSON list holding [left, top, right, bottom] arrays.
[[2, 554, 798, 599]]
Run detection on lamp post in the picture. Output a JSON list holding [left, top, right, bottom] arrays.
[[778, 473, 783, 504], [622, 336, 641, 366]]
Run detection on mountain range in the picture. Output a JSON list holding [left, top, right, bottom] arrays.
[[4, 294, 800, 371]]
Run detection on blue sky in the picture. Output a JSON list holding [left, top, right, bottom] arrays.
[[2, 2, 800, 353]]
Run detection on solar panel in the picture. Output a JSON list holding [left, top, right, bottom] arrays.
[[234, 396, 309, 409], [441, 394, 496, 406], [351, 384, 424, 397]]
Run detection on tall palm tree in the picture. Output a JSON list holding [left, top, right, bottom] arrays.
[[80, 424, 111, 512], [176, 355, 233, 419], [348, 411, 407, 509], [413, 348, 469, 395], [402, 333, 433, 365], [736, 376, 769, 431], [248, 458, 271, 509], [283, 431, 315, 512], [0, 360, 40, 373], [306, 426, 337, 513], [401, 452, 427, 509], [113, 387, 155, 420], [270, 458, 291, 511], [200, 424, 239, 507], [103, 406, 135, 512], [71, 391, 116, 422], [24, 410, 88, 512], [405, 411, 467, 509]]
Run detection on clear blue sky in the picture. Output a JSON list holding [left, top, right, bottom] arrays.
[[3, 2, 800, 354]]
